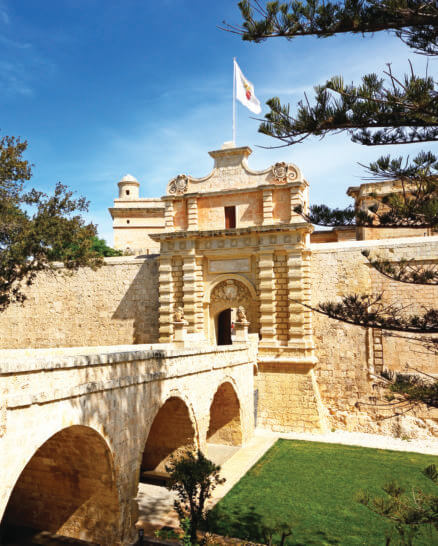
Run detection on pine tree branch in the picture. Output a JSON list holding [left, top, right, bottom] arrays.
[[225, 1, 438, 56]]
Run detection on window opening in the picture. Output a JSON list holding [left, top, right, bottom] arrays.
[[125, 190, 130, 196], [225, 206, 236, 229]]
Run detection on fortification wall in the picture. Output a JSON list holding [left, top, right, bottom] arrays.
[[311, 236, 438, 438], [0, 257, 159, 349]]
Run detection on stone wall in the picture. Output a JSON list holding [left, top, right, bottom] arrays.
[[311, 236, 438, 438], [0, 257, 159, 349]]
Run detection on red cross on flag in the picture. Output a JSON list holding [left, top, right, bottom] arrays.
[[234, 60, 261, 114]]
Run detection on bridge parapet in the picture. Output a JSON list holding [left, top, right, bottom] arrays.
[[2, 343, 254, 410]]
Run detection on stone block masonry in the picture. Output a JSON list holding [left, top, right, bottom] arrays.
[[311, 236, 438, 438], [0, 257, 159, 349]]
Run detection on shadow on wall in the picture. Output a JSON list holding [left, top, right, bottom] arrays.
[[112, 257, 160, 344]]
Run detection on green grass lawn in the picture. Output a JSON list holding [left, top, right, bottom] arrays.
[[206, 439, 438, 545]]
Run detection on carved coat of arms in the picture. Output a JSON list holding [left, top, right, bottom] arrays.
[[168, 174, 188, 195], [271, 162, 298, 184]]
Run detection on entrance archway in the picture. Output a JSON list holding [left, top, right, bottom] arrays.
[[141, 397, 196, 474], [208, 278, 258, 344], [207, 382, 242, 446], [0, 425, 120, 545]]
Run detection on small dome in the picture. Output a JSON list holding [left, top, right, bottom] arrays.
[[120, 174, 139, 183]]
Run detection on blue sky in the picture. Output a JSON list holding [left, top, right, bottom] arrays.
[[1, 1, 435, 243]]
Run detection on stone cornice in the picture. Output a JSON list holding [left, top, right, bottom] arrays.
[[161, 179, 308, 201], [150, 222, 312, 241], [109, 207, 165, 219]]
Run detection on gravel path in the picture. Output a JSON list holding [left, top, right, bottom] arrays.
[[256, 428, 438, 455]]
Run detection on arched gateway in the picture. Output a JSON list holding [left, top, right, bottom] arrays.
[[209, 278, 258, 345]]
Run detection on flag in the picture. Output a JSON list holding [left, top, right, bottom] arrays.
[[234, 60, 261, 114]]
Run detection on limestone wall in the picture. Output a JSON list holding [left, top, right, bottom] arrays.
[[311, 236, 438, 438], [0, 257, 159, 349]]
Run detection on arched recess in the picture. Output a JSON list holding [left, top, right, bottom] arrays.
[[206, 276, 258, 344], [0, 425, 120, 545], [207, 382, 242, 446], [141, 396, 197, 473]]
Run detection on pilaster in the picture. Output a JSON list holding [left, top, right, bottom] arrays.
[[286, 250, 305, 344], [258, 250, 276, 346], [183, 253, 197, 334], [158, 256, 174, 342], [262, 189, 273, 226], [290, 185, 305, 223], [187, 197, 198, 230], [164, 200, 174, 231], [194, 257, 204, 334]]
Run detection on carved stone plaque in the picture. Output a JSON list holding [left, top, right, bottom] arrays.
[[209, 258, 250, 273]]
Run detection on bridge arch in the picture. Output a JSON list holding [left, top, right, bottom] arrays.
[[141, 393, 199, 474], [207, 380, 242, 446], [0, 424, 120, 545]]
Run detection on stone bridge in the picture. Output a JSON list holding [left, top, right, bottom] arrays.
[[0, 343, 256, 544]]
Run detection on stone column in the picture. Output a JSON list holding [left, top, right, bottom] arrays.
[[262, 189, 273, 226], [164, 200, 174, 231], [183, 253, 197, 334], [158, 256, 174, 342], [258, 251, 276, 346], [187, 197, 198, 231]]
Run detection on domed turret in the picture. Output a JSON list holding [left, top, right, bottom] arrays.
[[117, 174, 140, 200]]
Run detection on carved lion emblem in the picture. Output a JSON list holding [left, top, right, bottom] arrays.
[[168, 174, 188, 195], [272, 162, 298, 184], [174, 307, 184, 322]]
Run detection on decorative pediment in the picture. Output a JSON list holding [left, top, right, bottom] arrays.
[[165, 143, 304, 197]]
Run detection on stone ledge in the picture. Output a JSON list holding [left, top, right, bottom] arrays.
[[6, 356, 253, 408], [310, 235, 438, 253], [0, 343, 251, 374]]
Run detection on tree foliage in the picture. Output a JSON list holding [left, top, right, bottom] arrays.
[[226, 0, 438, 55], [165, 450, 225, 545], [357, 464, 438, 544], [0, 135, 103, 311]]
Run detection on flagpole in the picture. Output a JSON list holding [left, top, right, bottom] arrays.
[[232, 57, 236, 145]]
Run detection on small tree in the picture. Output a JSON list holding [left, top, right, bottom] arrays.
[[0, 135, 104, 310], [357, 464, 438, 545], [165, 450, 225, 545]]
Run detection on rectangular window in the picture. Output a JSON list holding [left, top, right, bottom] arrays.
[[225, 206, 236, 229]]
